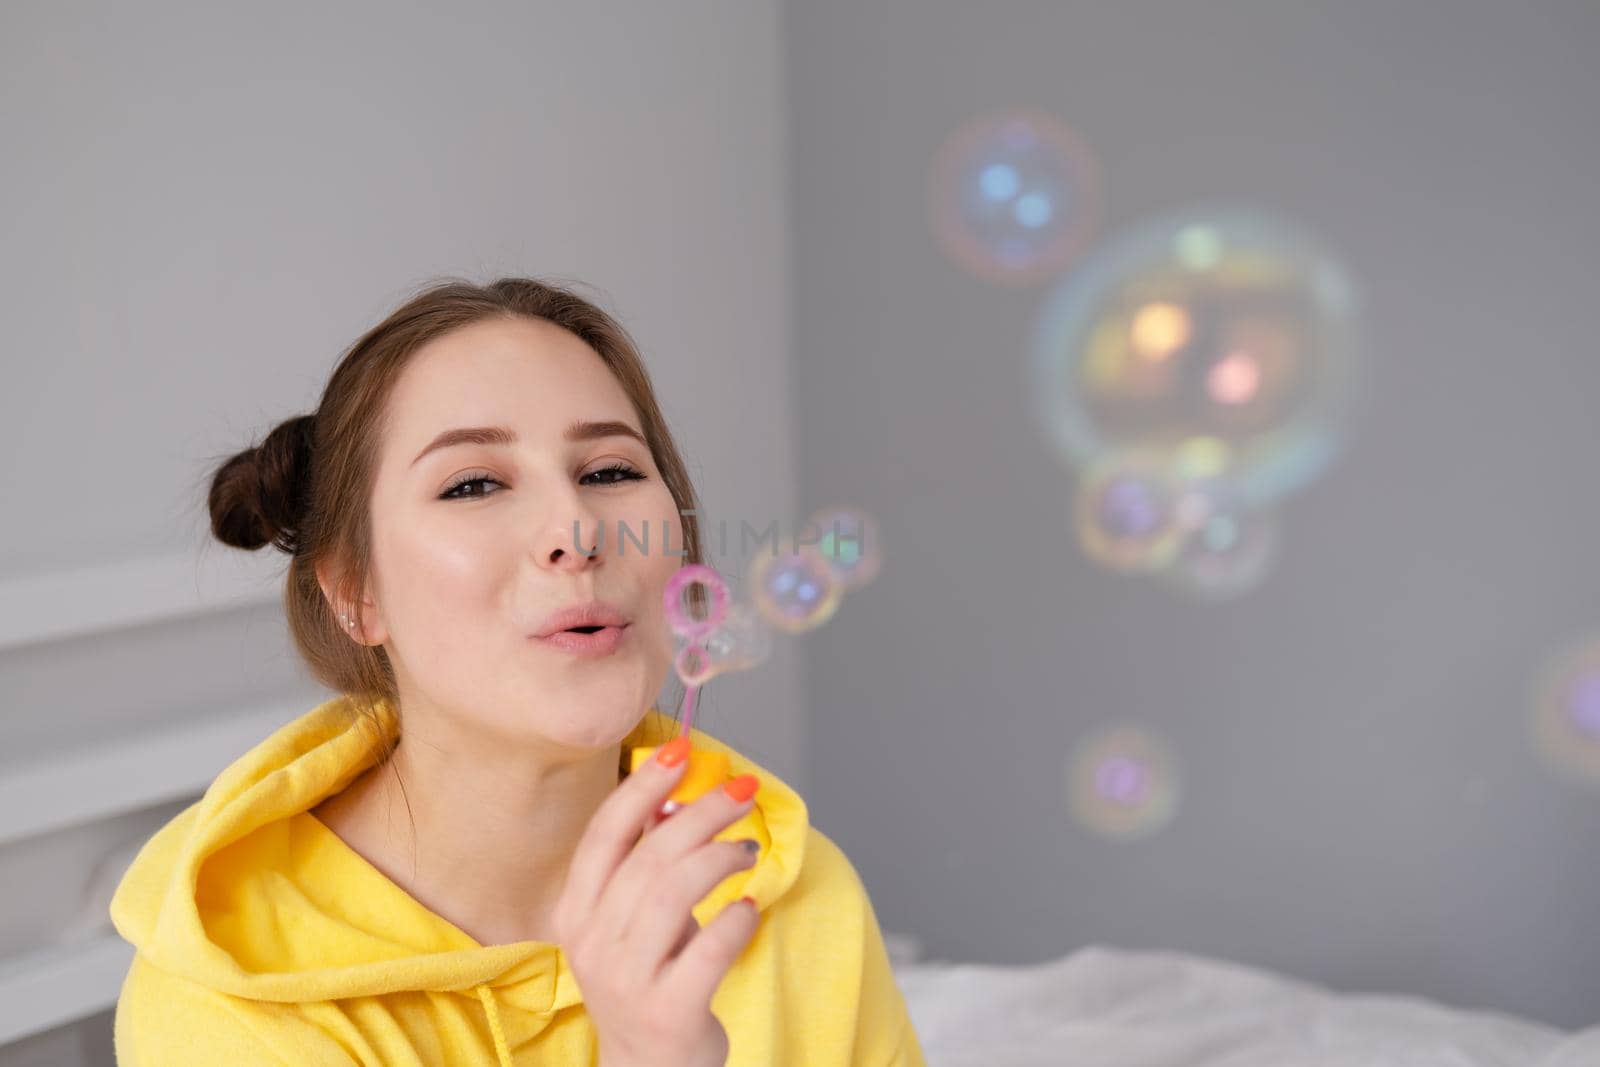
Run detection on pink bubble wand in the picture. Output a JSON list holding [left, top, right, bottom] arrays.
[[661, 563, 732, 738]]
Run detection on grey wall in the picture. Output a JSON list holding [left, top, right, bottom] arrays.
[[787, 0, 1600, 1029]]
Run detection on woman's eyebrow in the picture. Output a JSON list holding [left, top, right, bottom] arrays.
[[565, 419, 648, 448], [410, 420, 647, 468]]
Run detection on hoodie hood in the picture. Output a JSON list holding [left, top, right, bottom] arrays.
[[109, 693, 809, 1056]]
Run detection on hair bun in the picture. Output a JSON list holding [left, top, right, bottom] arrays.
[[208, 414, 317, 553]]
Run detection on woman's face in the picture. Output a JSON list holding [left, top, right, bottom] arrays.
[[354, 315, 684, 755]]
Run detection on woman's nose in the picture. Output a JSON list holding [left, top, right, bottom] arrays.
[[540, 508, 606, 570]]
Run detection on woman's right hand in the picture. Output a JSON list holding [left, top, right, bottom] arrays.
[[551, 737, 764, 1067]]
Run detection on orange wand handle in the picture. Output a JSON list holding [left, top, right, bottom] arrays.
[[630, 746, 731, 819]]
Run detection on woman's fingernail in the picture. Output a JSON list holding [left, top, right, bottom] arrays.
[[722, 774, 760, 803], [655, 736, 691, 768], [737, 838, 760, 854]]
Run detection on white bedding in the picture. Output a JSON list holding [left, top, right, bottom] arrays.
[[888, 943, 1600, 1067]]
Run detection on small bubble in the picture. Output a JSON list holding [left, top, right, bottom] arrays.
[[1064, 725, 1182, 840], [1532, 636, 1600, 786], [747, 547, 843, 634], [928, 110, 1101, 285]]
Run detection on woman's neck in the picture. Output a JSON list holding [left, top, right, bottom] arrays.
[[310, 730, 627, 947]]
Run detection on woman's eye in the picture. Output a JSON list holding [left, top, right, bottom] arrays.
[[582, 463, 647, 487], [439, 474, 502, 500]]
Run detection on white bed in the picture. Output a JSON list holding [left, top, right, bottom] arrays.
[[884, 938, 1599, 1067]]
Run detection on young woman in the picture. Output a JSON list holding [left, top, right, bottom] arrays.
[[109, 277, 924, 1066]]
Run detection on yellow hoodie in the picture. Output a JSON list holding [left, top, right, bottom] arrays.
[[109, 694, 925, 1066]]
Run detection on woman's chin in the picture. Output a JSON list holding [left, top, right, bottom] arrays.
[[518, 691, 653, 751]]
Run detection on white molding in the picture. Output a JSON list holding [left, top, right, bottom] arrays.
[[0, 701, 297, 848], [0, 932, 133, 1046], [0, 547, 284, 653]]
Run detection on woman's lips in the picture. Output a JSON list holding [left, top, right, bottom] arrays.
[[534, 624, 630, 657]]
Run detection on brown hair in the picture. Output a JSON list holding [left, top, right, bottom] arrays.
[[203, 276, 703, 780]]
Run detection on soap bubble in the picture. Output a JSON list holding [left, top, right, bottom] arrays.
[[806, 506, 883, 591], [674, 602, 775, 687], [928, 110, 1101, 285], [1032, 207, 1361, 507], [1165, 495, 1283, 602], [1064, 725, 1181, 840], [747, 547, 843, 633], [1074, 450, 1189, 573], [1532, 636, 1600, 786]]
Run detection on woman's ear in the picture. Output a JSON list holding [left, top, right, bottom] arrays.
[[315, 559, 386, 646], [314, 559, 349, 624]]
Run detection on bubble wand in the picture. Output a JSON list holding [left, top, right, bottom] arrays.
[[628, 563, 742, 819], [661, 563, 731, 739], [630, 509, 882, 816]]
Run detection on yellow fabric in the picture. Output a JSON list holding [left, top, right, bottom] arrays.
[[109, 693, 925, 1066]]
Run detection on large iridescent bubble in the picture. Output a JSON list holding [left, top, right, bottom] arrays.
[[928, 110, 1101, 286], [1532, 636, 1600, 787], [1063, 724, 1182, 840], [1032, 208, 1362, 509]]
